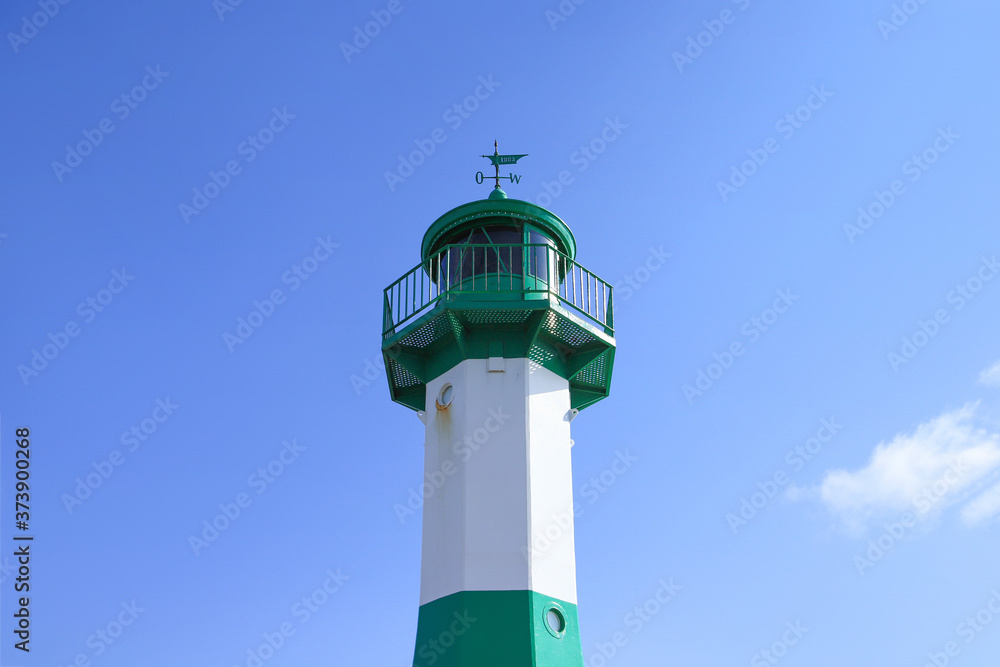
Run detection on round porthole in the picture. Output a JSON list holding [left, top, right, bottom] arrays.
[[543, 604, 566, 638], [436, 384, 454, 409]]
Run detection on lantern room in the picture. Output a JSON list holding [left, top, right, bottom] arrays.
[[382, 187, 615, 413]]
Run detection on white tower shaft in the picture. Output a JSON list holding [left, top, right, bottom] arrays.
[[420, 357, 578, 606]]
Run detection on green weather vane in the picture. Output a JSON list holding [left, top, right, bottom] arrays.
[[476, 141, 528, 189]]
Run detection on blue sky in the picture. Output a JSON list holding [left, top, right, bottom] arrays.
[[2, 1, 999, 665]]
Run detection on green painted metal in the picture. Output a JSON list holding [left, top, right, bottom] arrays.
[[421, 199, 577, 262], [382, 303, 615, 412], [477, 141, 528, 190], [482, 153, 529, 167], [412, 590, 583, 667], [381, 241, 615, 412]]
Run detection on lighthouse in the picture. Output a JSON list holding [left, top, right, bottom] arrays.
[[382, 146, 616, 666]]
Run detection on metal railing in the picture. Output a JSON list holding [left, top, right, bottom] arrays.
[[382, 243, 613, 339]]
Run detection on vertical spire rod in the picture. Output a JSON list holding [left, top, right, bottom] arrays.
[[477, 142, 529, 190], [492, 139, 501, 189]]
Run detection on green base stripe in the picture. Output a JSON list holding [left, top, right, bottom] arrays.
[[413, 590, 583, 667]]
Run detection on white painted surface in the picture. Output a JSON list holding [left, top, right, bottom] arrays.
[[419, 358, 578, 606]]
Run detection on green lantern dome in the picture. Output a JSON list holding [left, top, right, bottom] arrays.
[[420, 195, 577, 264]]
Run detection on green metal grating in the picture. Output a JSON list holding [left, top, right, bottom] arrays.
[[574, 354, 608, 387], [463, 309, 533, 326], [388, 357, 422, 388]]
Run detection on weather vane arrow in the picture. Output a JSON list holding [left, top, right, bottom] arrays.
[[476, 140, 528, 189]]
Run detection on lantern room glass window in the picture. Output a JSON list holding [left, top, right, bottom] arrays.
[[432, 222, 559, 287], [528, 230, 554, 283]]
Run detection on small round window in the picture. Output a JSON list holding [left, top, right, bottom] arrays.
[[436, 384, 454, 409], [544, 605, 566, 638]]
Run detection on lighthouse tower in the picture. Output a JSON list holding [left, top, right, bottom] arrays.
[[382, 147, 616, 666]]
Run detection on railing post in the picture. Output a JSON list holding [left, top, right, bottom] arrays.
[[383, 291, 391, 336], [571, 261, 577, 307], [552, 253, 558, 298], [509, 245, 513, 292]]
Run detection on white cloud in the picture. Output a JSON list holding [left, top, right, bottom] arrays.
[[960, 481, 1000, 526], [979, 360, 1000, 387], [807, 403, 1000, 534]]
